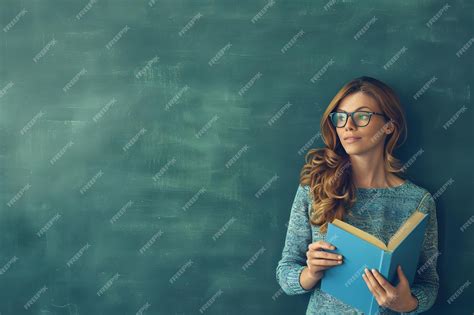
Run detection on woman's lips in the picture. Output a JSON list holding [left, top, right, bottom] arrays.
[[344, 137, 361, 143]]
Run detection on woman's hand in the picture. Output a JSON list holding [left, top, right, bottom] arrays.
[[362, 265, 418, 313], [306, 240, 343, 277]]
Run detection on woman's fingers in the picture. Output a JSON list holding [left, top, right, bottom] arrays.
[[308, 258, 343, 267], [308, 240, 335, 251], [314, 251, 343, 260], [306, 241, 343, 273], [363, 268, 385, 297], [307, 241, 341, 259], [371, 269, 395, 295], [306, 249, 343, 261]]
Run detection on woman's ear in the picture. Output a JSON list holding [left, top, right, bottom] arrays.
[[384, 120, 395, 134]]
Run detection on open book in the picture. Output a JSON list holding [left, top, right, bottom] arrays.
[[320, 210, 428, 315]]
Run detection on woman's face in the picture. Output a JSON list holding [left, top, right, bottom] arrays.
[[334, 92, 392, 156]]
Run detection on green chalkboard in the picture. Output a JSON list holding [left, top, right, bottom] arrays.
[[0, 0, 472, 314]]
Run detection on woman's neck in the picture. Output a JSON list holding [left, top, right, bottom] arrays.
[[349, 148, 398, 189]]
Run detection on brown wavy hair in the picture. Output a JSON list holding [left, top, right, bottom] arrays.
[[300, 76, 408, 234]]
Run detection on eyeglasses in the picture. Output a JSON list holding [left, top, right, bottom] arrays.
[[329, 111, 387, 128]]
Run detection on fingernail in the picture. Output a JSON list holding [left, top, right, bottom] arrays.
[[338, 255, 342, 259], [371, 269, 375, 273]]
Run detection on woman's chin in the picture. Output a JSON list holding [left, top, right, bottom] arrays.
[[343, 146, 367, 156]]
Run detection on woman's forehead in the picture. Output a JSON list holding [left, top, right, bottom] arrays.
[[337, 92, 380, 112]]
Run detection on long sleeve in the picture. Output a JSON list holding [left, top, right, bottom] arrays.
[[276, 184, 314, 295], [403, 192, 440, 314]]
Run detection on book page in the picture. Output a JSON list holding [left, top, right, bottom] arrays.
[[387, 211, 427, 251], [332, 219, 387, 251]]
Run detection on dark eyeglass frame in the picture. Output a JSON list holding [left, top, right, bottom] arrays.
[[329, 111, 387, 128]]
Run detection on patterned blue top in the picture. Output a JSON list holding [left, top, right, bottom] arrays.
[[276, 179, 439, 314]]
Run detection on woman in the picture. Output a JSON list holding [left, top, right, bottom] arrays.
[[276, 76, 439, 314]]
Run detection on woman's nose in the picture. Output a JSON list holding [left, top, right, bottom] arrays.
[[345, 115, 357, 130]]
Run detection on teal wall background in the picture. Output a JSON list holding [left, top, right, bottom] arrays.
[[0, 0, 472, 314]]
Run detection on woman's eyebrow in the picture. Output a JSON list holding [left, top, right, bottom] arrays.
[[336, 106, 372, 112]]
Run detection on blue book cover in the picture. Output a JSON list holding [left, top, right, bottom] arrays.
[[320, 210, 428, 315]]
